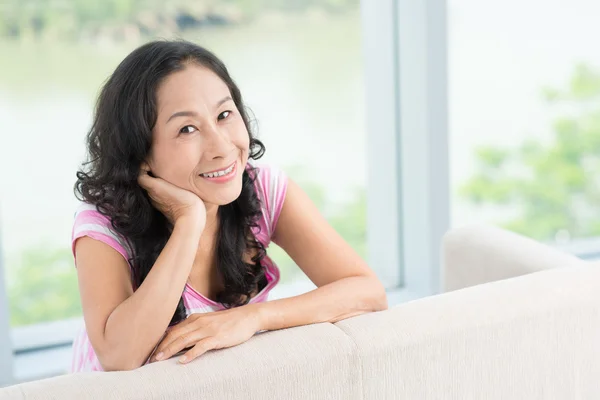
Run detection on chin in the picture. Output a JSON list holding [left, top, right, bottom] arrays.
[[201, 179, 244, 206]]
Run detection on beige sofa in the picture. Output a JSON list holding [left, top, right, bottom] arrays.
[[2, 225, 599, 399]]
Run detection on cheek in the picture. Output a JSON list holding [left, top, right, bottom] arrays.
[[233, 121, 251, 154], [151, 144, 199, 182]]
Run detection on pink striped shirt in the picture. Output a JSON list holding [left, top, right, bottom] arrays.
[[70, 164, 288, 372]]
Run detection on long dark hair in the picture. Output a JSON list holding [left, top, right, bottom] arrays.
[[75, 40, 268, 326]]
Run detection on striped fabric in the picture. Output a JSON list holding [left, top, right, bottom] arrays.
[[70, 163, 288, 372]]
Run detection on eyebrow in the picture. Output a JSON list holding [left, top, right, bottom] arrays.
[[166, 96, 233, 123]]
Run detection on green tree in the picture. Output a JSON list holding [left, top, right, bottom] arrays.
[[460, 64, 600, 242], [7, 245, 81, 327], [0, 0, 360, 41]]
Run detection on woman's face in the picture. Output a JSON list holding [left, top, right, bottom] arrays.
[[147, 64, 250, 206]]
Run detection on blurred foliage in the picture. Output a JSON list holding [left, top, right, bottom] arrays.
[[6, 246, 81, 327], [6, 175, 365, 326], [460, 64, 600, 242], [0, 0, 359, 41]]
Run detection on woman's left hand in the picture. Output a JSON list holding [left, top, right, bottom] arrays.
[[151, 304, 262, 364]]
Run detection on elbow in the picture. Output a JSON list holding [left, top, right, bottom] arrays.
[[373, 290, 388, 312], [97, 347, 147, 372], [377, 294, 389, 311], [366, 276, 388, 312], [100, 356, 145, 372]]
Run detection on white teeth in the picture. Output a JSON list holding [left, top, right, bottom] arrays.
[[201, 163, 234, 178]]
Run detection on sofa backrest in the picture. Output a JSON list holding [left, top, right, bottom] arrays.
[[3, 263, 599, 400]]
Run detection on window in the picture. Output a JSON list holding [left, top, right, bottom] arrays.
[[0, 0, 384, 382], [449, 0, 600, 254], [0, 0, 370, 332], [2, 0, 447, 384]]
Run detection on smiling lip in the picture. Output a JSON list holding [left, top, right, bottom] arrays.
[[199, 161, 237, 183]]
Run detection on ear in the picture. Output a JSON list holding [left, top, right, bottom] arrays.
[[141, 160, 160, 178]]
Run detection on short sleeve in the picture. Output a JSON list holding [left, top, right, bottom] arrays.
[[253, 164, 288, 239], [71, 203, 131, 265]]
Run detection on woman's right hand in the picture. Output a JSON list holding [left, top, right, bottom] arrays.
[[138, 164, 206, 228]]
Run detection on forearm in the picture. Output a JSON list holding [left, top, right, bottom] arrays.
[[255, 275, 388, 332], [102, 216, 203, 370]]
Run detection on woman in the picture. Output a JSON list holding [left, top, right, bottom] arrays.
[[71, 39, 387, 372]]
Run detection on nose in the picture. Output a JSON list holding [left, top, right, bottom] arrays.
[[203, 123, 234, 160]]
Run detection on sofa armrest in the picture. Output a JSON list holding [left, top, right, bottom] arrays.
[[442, 224, 586, 291]]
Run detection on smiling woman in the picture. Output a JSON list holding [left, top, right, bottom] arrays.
[[70, 40, 386, 372]]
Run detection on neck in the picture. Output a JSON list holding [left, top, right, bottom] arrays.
[[203, 203, 219, 234]]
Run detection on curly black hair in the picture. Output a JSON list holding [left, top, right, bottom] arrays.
[[75, 40, 268, 326]]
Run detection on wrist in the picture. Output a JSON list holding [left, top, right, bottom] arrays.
[[174, 213, 205, 234], [249, 302, 276, 332], [247, 303, 266, 332]]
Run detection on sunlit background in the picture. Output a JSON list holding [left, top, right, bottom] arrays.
[[1, 0, 599, 381]]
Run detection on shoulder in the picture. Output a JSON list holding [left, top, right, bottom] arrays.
[[250, 163, 288, 200], [73, 202, 110, 225], [72, 201, 130, 263]]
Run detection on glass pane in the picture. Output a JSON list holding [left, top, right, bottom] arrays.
[[449, 0, 600, 247], [0, 0, 366, 328]]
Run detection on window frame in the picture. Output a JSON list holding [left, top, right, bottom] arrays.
[[363, 0, 450, 295], [0, 223, 14, 386]]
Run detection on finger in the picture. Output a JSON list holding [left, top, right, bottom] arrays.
[[148, 332, 168, 363], [179, 337, 218, 364], [159, 316, 194, 348], [168, 314, 194, 331], [152, 330, 178, 362], [152, 328, 181, 362], [137, 170, 153, 189], [158, 333, 197, 361], [156, 329, 207, 362]]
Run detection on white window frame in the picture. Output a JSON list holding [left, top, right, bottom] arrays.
[[363, 0, 449, 301], [0, 222, 14, 386], [0, 0, 451, 385]]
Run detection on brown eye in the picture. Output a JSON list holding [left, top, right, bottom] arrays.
[[179, 125, 197, 134], [218, 110, 232, 121]]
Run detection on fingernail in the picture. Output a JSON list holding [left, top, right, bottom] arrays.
[[179, 356, 187, 363], [156, 352, 164, 360]]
